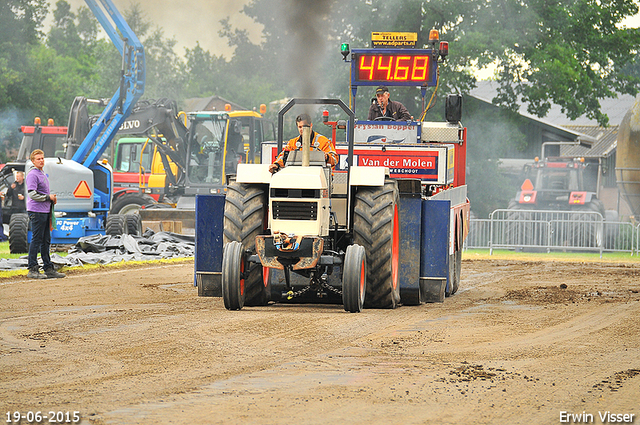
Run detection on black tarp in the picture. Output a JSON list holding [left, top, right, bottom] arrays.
[[0, 231, 194, 271]]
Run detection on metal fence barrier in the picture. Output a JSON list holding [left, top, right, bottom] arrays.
[[465, 218, 491, 250], [463, 209, 640, 256]]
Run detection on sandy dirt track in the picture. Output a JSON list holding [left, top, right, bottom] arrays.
[[1, 258, 639, 425]]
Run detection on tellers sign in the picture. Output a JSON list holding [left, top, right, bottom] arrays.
[[351, 49, 437, 87]]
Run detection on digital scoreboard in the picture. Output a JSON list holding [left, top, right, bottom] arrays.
[[350, 49, 438, 87]]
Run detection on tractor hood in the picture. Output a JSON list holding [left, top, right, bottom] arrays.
[[270, 166, 328, 190]]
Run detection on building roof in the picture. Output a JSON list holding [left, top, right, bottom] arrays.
[[468, 81, 638, 158], [559, 125, 619, 158], [467, 82, 597, 144], [469, 81, 636, 127]]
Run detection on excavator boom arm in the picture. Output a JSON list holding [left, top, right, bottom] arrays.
[[71, 0, 145, 169]]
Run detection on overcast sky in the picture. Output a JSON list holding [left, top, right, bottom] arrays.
[[52, 0, 639, 60], [53, 0, 263, 58]]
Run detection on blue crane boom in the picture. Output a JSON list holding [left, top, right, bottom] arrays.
[[71, 0, 145, 169]]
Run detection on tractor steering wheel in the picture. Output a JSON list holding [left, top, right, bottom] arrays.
[[374, 116, 395, 121]]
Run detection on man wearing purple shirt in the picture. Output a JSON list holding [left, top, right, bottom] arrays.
[[26, 149, 65, 279]]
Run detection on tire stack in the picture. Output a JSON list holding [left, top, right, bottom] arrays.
[[105, 213, 143, 236]]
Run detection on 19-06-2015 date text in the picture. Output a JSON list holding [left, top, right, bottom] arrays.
[[6, 411, 80, 423]]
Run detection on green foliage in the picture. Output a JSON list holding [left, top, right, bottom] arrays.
[[442, 0, 640, 126], [49, 0, 82, 56], [181, 43, 224, 99], [0, 0, 49, 152], [22, 44, 90, 119], [0, 0, 48, 48]]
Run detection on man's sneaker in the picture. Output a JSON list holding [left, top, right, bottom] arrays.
[[27, 269, 46, 279], [44, 268, 66, 279]]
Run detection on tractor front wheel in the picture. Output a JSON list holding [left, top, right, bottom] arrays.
[[222, 241, 245, 310], [224, 182, 269, 306], [342, 244, 366, 313]]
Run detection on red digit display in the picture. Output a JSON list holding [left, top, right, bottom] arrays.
[[377, 55, 393, 80], [356, 53, 432, 83], [359, 55, 375, 80]]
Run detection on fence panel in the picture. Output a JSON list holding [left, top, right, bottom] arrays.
[[465, 212, 640, 255], [465, 219, 491, 249], [602, 221, 638, 254]]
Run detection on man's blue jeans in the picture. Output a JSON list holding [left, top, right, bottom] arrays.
[[27, 211, 52, 271]]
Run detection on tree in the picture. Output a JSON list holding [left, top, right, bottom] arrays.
[[426, 0, 640, 126], [48, 0, 81, 57], [181, 43, 224, 99], [0, 1, 55, 150], [222, 0, 639, 125], [0, 0, 47, 49]]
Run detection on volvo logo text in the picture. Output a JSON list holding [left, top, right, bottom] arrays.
[[119, 120, 140, 130]]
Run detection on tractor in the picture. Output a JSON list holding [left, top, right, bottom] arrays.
[[221, 99, 399, 312], [197, 30, 470, 311]]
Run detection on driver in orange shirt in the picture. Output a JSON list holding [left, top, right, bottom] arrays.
[[269, 114, 338, 173]]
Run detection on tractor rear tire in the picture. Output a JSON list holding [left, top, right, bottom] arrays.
[[585, 200, 605, 248], [125, 214, 143, 236], [105, 214, 128, 236], [342, 244, 366, 313], [353, 179, 401, 309], [9, 213, 29, 254], [570, 202, 604, 248], [222, 241, 244, 310], [223, 182, 270, 306], [447, 248, 462, 296]]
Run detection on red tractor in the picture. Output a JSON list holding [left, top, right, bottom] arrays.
[[506, 156, 606, 248]]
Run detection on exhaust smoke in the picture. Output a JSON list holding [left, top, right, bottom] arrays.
[[282, 0, 334, 101]]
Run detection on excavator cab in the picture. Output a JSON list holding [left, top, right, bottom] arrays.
[[183, 111, 276, 196], [186, 114, 227, 186]]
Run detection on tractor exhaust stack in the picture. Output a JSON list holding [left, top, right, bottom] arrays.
[[302, 125, 311, 167]]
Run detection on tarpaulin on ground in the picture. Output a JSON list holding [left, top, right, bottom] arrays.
[[0, 231, 194, 271]]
